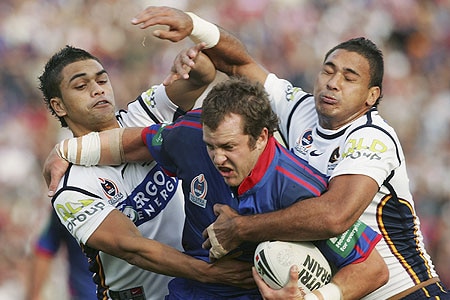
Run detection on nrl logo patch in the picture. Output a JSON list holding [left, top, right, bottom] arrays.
[[189, 174, 208, 208], [295, 129, 313, 155]]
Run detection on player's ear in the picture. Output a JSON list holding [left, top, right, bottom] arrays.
[[50, 97, 67, 117], [255, 128, 269, 151], [366, 86, 380, 107]]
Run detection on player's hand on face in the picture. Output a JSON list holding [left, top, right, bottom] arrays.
[[253, 265, 305, 300], [163, 43, 207, 86], [202, 204, 242, 261], [131, 6, 193, 42], [43, 146, 69, 197]]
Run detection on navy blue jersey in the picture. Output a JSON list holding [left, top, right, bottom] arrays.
[[142, 108, 380, 298]]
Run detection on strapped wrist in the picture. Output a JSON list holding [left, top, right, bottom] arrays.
[[186, 12, 220, 49], [58, 132, 101, 166], [58, 128, 124, 167], [304, 282, 342, 300]]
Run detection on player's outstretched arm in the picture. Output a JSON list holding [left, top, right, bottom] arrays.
[[131, 6, 269, 84], [57, 127, 150, 166], [88, 208, 255, 288]]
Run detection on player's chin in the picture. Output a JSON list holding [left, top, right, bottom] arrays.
[[223, 177, 240, 188]]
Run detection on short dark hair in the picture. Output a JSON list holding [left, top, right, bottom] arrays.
[[38, 45, 101, 127], [201, 76, 279, 148], [325, 37, 384, 106]]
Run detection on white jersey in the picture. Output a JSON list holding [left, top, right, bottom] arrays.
[[53, 84, 185, 300], [265, 73, 438, 299]]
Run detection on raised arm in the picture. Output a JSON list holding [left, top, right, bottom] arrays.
[[131, 6, 269, 84]]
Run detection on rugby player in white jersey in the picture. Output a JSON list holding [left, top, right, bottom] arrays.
[[39, 44, 252, 300], [119, 6, 449, 300]]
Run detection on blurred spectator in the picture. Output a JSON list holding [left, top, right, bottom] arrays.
[[0, 1, 448, 297], [25, 211, 96, 300]]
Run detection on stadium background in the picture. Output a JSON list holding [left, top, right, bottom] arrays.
[[0, 0, 448, 298]]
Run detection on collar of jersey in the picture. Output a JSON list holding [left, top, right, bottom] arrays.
[[238, 136, 276, 195]]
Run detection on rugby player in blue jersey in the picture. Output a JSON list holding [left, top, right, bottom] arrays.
[[50, 76, 388, 300]]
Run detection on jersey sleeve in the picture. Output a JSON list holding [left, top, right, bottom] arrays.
[[141, 123, 178, 176], [264, 74, 315, 146], [331, 126, 401, 187], [313, 220, 381, 269], [117, 84, 182, 127], [53, 189, 115, 245]]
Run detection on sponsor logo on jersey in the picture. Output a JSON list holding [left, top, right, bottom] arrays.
[[142, 87, 157, 108], [99, 177, 124, 205], [115, 166, 178, 226], [151, 123, 169, 146], [284, 84, 302, 102], [298, 254, 332, 291], [189, 173, 208, 208], [326, 220, 366, 258], [342, 138, 386, 160], [122, 206, 139, 222], [294, 129, 313, 155], [55, 199, 107, 234]]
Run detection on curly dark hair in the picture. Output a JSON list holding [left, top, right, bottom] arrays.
[[38, 45, 101, 127], [201, 76, 279, 148]]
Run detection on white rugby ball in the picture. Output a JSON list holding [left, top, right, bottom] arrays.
[[254, 241, 332, 292]]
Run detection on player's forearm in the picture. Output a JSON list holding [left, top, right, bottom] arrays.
[[187, 52, 216, 87], [119, 236, 227, 284], [127, 240, 212, 282], [236, 198, 341, 244], [166, 52, 216, 112], [204, 28, 269, 84], [331, 250, 388, 299], [57, 127, 152, 166], [238, 176, 378, 242], [187, 13, 268, 84]]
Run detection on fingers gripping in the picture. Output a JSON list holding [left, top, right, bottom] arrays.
[[206, 224, 229, 260]]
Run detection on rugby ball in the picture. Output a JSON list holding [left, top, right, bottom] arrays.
[[254, 241, 332, 292]]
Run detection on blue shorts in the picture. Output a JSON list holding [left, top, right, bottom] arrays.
[[164, 278, 261, 300]]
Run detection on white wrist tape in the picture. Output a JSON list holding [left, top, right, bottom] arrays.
[[186, 12, 220, 49], [304, 283, 342, 300], [206, 224, 229, 259], [58, 132, 101, 166], [303, 293, 319, 300], [59, 128, 124, 166]]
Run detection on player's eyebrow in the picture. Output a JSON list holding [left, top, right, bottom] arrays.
[[325, 61, 360, 77], [68, 69, 107, 83]]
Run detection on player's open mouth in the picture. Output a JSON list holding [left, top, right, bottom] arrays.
[[217, 166, 233, 177]]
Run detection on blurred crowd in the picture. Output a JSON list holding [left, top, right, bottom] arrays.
[[0, 0, 448, 298]]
